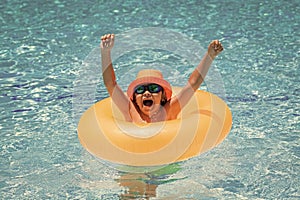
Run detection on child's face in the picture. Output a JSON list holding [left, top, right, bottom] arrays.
[[134, 90, 163, 116]]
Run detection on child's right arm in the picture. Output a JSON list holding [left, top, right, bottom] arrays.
[[101, 34, 116, 95], [101, 34, 133, 121]]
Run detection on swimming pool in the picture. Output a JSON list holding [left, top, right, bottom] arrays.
[[1, 0, 299, 199]]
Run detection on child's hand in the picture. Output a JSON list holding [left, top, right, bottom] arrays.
[[101, 34, 115, 51], [208, 40, 223, 60]]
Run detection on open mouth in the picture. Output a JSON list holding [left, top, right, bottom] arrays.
[[143, 100, 153, 107]]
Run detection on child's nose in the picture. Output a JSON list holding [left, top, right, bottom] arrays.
[[143, 91, 151, 97]]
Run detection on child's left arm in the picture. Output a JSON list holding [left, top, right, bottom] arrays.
[[167, 40, 223, 119]]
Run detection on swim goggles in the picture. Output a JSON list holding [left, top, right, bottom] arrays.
[[134, 84, 163, 94]]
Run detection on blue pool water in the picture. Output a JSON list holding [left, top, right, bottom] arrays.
[[1, 0, 299, 199]]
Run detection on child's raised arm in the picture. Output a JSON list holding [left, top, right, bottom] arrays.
[[188, 40, 223, 91], [101, 34, 116, 94], [167, 40, 223, 119], [100, 34, 133, 121]]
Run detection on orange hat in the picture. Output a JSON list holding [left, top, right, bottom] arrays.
[[127, 69, 172, 101]]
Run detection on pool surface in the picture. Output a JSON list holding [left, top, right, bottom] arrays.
[[1, 0, 299, 199]]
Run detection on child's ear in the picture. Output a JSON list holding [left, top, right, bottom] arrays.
[[161, 92, 167, 105]]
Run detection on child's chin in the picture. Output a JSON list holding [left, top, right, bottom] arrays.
[[142, 106, 152, 112], [141, 103, 160, 113]]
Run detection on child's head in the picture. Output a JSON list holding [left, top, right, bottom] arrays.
[[127, 69, 172, 115]]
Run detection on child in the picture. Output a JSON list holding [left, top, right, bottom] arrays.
[[101, 34, 223, 123]]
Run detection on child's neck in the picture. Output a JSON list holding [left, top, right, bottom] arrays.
[[141, 106, 166, 123]]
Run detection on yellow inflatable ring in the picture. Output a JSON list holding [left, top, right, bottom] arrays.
[[78, 87, 232, 166]]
